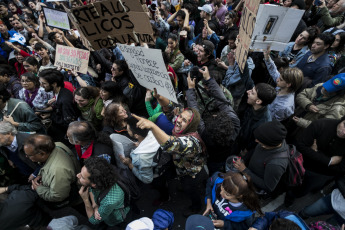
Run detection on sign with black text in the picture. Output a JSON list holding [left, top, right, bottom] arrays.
[[117, 44, 177, 104], [42, 7, 70, 31]]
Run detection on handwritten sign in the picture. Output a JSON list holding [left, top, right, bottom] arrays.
[[117, 44, 177, 103], [235, 0, 260, 73], [54, 45, 90, 74], [250, 5, 304, 51], [42, 7, 70, 31], [67, 0, 154, 50]]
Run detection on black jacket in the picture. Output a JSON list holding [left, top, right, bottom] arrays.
[[296, 118, 345, 176]]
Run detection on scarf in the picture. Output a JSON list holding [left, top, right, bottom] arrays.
[[75, 141, 94, 159], [78, 98, 95, 112], [172, 107, 207, 155], [24, 88, 39, 108]]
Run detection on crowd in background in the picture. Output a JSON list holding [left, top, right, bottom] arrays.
[[1, 0, 345, 229]]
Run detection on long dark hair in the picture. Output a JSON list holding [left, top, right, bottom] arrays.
[[216, 172, 263, 215]]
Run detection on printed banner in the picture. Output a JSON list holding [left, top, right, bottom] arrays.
[[117, 44, 178, 103], [54, 45, 90, 74], [42, 7, 70, 30]]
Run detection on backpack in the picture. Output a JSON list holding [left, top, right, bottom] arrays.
[[117, 167, 142, 202], [264, 145, 305, 187]]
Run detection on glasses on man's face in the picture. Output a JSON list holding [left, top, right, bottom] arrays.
[[25, 152, 37, 158]]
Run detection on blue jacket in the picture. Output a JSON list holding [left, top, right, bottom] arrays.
[[297, 51, 332, 87], [251, 210, 309, 230], [279, 42, 309, 67], [205, 172, 255, 229]]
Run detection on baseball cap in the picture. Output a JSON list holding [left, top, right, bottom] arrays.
[[126, 217, 154, 230], [9, 32, 26, 46], [323, 73, 345, 93], [198, 4, 213, 14], [185, 214, 214, 230]]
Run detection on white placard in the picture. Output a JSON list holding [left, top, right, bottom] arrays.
[[117, 44, 178, 103], [42, 7, 70, 31], [250, 5, 304, 51]]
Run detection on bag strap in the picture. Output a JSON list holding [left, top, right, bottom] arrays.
[[264, 147, 290, 166], [9, 102, 25, 117], [96, 186, 112, 206]]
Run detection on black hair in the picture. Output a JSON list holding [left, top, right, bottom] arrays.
[[0, 84, 11, 103], [304, 27, 320, 47], [176, 9, 186, 20], [0, 64, 15, 76], [127, 116, 149, 138], [316, 32, 335, 49], [84, 157, 118, 190], [226, 31, 238, 42], [39, 69, 65, 88], [74, 86, 100, 100], [162, 51, 171, 65], [255, 83, 277, 106], [23, 56, 39, 68], [273, 57, 289, 70], [225, 10, 237, 19], [168, 33, 178, 42], [48, 32, 58, 42], [34, 42, 48, 51], [25, 13, 37, 23], [151, 23, 160, 37], [203, 110, 234, 146], [21, 72, 40, 88], [333, 32, 345, 54], [113, 60, 129, 74], [270, 218, 301, 230], [100, 81, 128, 104]]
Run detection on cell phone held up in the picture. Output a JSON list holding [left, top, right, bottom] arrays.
[[190, 66, 203, 82], [207, 211, 217, 221]]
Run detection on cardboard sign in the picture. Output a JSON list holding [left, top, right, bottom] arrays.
[[67, 0, 154, 50], [42, 7, 70, 31], [250, 5, 304, 51], [117, 44, 178, 103], [235, 0, 261, 73], [54, 45, 90, 74]]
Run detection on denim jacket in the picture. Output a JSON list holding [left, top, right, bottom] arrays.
[[279, 42, 309, 67]]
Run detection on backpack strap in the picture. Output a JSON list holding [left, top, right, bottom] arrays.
[[9, 102, 25, 117], [96, 186, 112, 206], [264, 148, 290, 167]]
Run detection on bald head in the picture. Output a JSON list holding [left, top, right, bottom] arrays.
[[24, 134, 55, 155]]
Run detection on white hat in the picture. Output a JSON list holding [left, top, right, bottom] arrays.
[[198, 4, 213, 14], [126, 217, 154, 230]]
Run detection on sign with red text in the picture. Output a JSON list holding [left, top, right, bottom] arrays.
[[67, 0, 154, 50], [117, 44, 178, 103], [54, 45, 90, 74], [235, 0, 261, 73]]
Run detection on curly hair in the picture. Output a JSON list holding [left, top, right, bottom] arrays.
[[217, 172, 263, 215], [203, 110, 234, 146], [84, 157, 118, 191], [103, 102, 127, 128]]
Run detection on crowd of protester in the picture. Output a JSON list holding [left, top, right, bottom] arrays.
[[1, 0, 345, 229]]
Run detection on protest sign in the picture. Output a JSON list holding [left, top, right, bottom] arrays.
[[235, 0, 261, 72], [117, 44, 178, 103], [42, 7, 70, 31], [54, 45, 90, 74], [68, 0, 154, 50], [250, 5, 304, 51]]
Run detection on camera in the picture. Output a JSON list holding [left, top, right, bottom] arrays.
[[207, 211, 217, 220], [190, 66, 203, 82]]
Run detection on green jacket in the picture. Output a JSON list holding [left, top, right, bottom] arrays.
[[89, 184, 130, 226], [319, 7, 345, 31], [36, 142, 80, 202], [0, 98, 45, 133], [295, 83, 345, 128]]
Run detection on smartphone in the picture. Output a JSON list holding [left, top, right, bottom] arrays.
[[208, 211, 217, 221]]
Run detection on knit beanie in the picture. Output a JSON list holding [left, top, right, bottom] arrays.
[[254, 121, 287, 147]]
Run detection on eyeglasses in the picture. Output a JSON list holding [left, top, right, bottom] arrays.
[[25, 152, 37, 157]]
